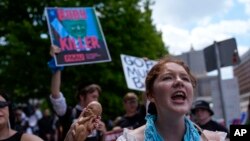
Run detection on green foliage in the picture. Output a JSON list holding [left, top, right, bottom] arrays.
[[0, 0, 168, 121]]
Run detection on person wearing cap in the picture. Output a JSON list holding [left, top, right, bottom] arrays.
[[114, 92, 146, 130], [191, 100, 229, 136]]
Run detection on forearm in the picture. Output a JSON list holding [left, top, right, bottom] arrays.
[[51, 70, 61, 99], [98, 122, 107, 141]]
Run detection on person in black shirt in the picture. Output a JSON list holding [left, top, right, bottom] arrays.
[[191, 100, 229, 138], [38, 108, 56, 141], [115, 92, 146, 129]]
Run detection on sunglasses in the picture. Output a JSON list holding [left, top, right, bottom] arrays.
[[0, 101, 10, 108]]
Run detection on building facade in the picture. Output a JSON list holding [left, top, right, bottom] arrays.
[[234, 49, 250, 94], [233, 49, 250, 111]]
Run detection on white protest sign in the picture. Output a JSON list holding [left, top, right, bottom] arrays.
[[120, 54, 157, 91]]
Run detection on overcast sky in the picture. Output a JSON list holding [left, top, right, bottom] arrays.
[[151, 0, 250, 79], [151, 0, 250, 56]]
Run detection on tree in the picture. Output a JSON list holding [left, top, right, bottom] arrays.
[[0, 0, 168, 122]]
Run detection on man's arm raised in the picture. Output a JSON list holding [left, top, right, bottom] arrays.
[[49, 45, 67, 116]]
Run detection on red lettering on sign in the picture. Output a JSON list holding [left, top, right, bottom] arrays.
[[85, 36, 100, 49], [64, 54, 85, 62], [60, 37, 87, 51], [57, 9, 86, 20]]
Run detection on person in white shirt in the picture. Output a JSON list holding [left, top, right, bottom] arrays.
[[49, 45, 106, 141]]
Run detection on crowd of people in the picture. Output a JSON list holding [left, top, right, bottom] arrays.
[[11, 103, 57, 139], [0, 90, 44, 141], [2, 47, 250, 141]]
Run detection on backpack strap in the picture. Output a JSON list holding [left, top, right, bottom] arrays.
[[72, 107, 77, 119], [71, 104, 82, 119]]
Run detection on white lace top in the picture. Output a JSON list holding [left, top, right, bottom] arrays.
[[116, 128, 138, 141]]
